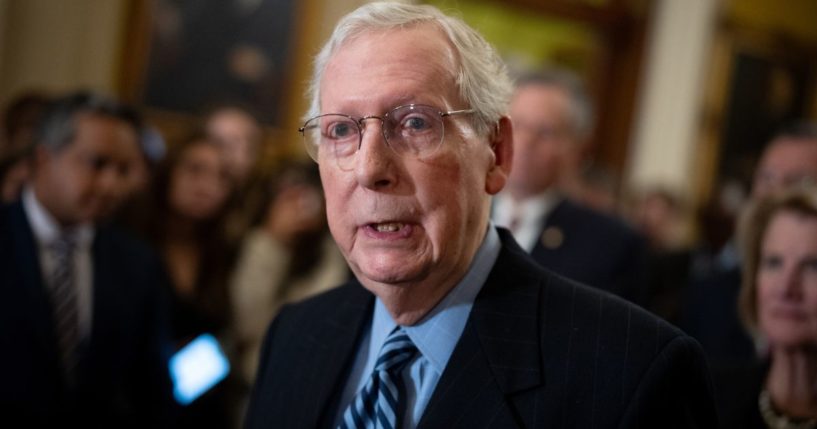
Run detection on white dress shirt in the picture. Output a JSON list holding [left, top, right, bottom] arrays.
[[22, 187, 95, 340], [492, 191, 561, 252]]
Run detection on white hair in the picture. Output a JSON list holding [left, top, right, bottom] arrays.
[[305, 1, 512, 137]]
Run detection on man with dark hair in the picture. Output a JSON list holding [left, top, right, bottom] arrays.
[[0, 91, 174, 427], [0, 92, 52, 203], [752, 121, 817, 200]]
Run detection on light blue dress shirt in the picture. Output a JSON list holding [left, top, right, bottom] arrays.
[[334, 225, 501, 429]]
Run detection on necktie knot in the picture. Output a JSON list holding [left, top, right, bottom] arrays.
[[374, 328, 417, 375], [50, 232, 78, 257], [339, 327, 417, 429]]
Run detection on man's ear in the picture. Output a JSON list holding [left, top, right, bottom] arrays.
[[485, 115, 513, 195]]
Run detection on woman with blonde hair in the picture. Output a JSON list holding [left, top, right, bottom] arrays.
[[717, 189, 817, 428]]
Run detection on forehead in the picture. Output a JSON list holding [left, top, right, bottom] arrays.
[[209, 110, 258, 132], [181, 141, 221, 163], [512, 85, 568, 109], [69, 113, 138, 153], [760, 138, 817, 170], [510, 84, 570, 121], [764, 209, 817, 244], [320, 24, 460, 113]]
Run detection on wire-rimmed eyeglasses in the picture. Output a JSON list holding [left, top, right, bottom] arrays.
[[299, 104, 474, 170]]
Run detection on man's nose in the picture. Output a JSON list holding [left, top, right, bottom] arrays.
[[96, 165, 129, 197], [354, 119, 396, 189]]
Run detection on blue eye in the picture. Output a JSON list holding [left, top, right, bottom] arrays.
[[400, 113, 435, 133], [404, 116, 429, 131], [326, 121, 356, 140]]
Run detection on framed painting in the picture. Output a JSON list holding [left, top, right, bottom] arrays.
[[120, 0, 298, 126]]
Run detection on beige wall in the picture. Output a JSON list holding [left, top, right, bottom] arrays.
[[626, 0, 720, 200], [0, 0, 8, 79], [0, 0, 128, 102]]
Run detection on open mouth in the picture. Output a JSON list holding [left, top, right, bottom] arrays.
[[372, 222, 405, 232], [364, 221, 414, 238]]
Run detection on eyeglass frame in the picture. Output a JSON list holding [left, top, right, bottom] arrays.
[[298, 103, 475, 167]]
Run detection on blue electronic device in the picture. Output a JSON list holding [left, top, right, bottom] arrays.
[[169, 333, 230, 405]]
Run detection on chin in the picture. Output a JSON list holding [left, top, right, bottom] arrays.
[[355, 261, 428, 288], [359, 268, 416, 286], [766, 332, 817, 350]]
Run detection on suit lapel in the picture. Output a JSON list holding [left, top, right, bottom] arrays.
[[8, 202, 61, 365], [419, 231, 545, 428], [302, 282, 374, 428]]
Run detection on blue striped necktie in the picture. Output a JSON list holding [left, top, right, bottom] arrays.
[[49, 233, 80, 382], [339, 327, 418, 429]]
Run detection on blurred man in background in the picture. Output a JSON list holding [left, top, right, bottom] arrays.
[[493, 69, 647, 304], [752, 122, 817, 200], [0, 92, 173, 427]]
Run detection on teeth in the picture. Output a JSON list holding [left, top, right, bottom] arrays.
[[375, 222, 403, 232]]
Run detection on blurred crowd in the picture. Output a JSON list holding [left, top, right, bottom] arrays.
[[1, 68, 815, 427], [0, 90, 348, 428]]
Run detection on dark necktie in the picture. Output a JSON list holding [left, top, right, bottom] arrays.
[[339, 327, 418, 429], [49, 233, 80, 380]]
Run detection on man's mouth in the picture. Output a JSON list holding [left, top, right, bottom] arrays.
[[363, 221, 414, 239], [373, 222, 405, 232]]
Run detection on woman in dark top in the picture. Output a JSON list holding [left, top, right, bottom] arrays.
[[149, 133, 236, 340], [716, 190, 817, 428], [146, 133, 238, 428]]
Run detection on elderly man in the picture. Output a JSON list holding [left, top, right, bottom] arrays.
[[245, 3, 715, 428], [492, 70, 647, 304], [0, 92, 173, 427]]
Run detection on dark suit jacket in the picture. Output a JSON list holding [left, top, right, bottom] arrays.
[[529, 198, 647, 305], [680, 265, 756, 366], [0, 201, 174, 428], [710, 361, 766, 429], [245, 228, 717, 428]]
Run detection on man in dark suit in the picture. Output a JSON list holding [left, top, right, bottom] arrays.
[[245, 3, 716, 428], [492, 70, 647, 305], [0, 92, 173, 427]]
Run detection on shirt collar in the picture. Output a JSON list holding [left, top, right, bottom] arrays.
[[494, 189, 562, 225], [371, 224, 501, 374], [22, 187, 95, 249]]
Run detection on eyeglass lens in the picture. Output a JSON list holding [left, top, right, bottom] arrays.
[[302, 105, 446, 169]]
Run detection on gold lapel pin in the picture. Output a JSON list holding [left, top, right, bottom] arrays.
[[541, 226, 564, 249]]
